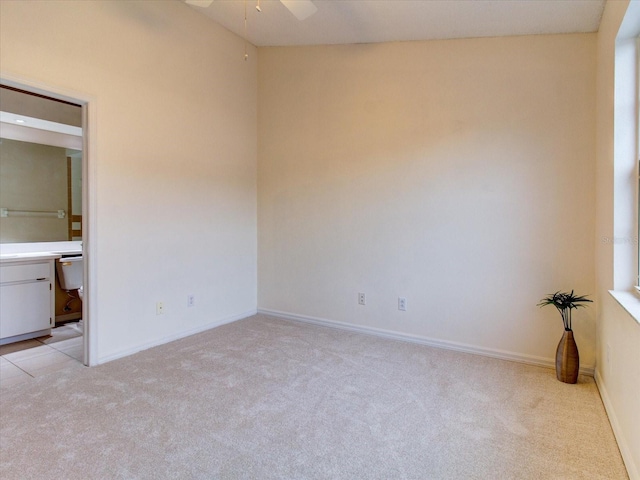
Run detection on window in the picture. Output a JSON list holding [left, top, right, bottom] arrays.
[[637, 37, 640, 291], [612, 23, 640, 293], [609, 6, 640, 322]]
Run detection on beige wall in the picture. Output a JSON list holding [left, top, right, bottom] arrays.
[[0, 0, 258, 361], [595, 0, 640, 478], [0, 138, 68, 242], [258, 35, 597, 367]]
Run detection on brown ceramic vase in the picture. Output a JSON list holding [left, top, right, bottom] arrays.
[[555, 329, 579, 384]]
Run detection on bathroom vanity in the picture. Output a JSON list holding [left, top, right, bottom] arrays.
[[0, 254, 58, 344], [0, 241, 82, 345]]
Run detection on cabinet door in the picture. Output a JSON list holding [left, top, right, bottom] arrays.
[[0, 281, 51, 339]]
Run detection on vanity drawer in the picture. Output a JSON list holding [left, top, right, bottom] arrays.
[[0, 262, 51, 284]]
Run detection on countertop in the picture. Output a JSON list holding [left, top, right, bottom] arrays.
[[0, 241, 82, 264], [0, 252, 63, 264]]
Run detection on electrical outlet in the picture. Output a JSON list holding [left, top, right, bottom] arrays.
[[187, 294, 195, 307], [156, 301, 164, 315], [398, 297, 407, 311], [358, 292, 366, 305]]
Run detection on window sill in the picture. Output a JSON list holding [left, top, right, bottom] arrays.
[[608, 290, 640, 326]]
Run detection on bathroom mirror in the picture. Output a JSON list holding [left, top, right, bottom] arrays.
[[0, 86, 82, 244], [0, 139, 82, 243]]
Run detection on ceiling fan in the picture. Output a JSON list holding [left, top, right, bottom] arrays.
[[185, 0, 318, 21]]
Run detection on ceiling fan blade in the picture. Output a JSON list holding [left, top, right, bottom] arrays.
[[280, 0, 317, 21], [185, 0, 214, 7]]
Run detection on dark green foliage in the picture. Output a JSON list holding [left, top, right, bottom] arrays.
[[538, 290, 592, 331]]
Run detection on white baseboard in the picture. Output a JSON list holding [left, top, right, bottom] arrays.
[[595, 369, 639, 480], [98, 309, 257, 365], [257, 308, 595, 376]]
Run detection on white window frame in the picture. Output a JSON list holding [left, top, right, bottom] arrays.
[[637, 37, 640, 293], [612, 29, 639, 293], [610, 8, 640, 323]]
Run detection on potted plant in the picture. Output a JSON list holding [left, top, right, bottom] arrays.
[[537, 290, 592, 384]]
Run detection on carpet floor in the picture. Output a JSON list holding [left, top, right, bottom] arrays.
[[0, 314, 628, 479]]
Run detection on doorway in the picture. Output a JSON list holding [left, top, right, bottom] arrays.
[[0, 81, 93, 371]]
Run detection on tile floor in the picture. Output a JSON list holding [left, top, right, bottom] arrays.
[[0, 323, 84, 389]]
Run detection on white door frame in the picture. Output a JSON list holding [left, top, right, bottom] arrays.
[[0, 72, 98, 366]]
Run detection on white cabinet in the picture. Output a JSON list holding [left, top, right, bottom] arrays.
[[0, 259, 55, 344]]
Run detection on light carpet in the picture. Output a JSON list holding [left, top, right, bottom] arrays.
[[0, 314, 628, 479]]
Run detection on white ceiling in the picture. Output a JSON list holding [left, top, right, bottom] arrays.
[[185, 0, 606, 47]]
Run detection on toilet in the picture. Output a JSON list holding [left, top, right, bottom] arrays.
[[56, 255, 84, 299], [56, 255, 83, 332]]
